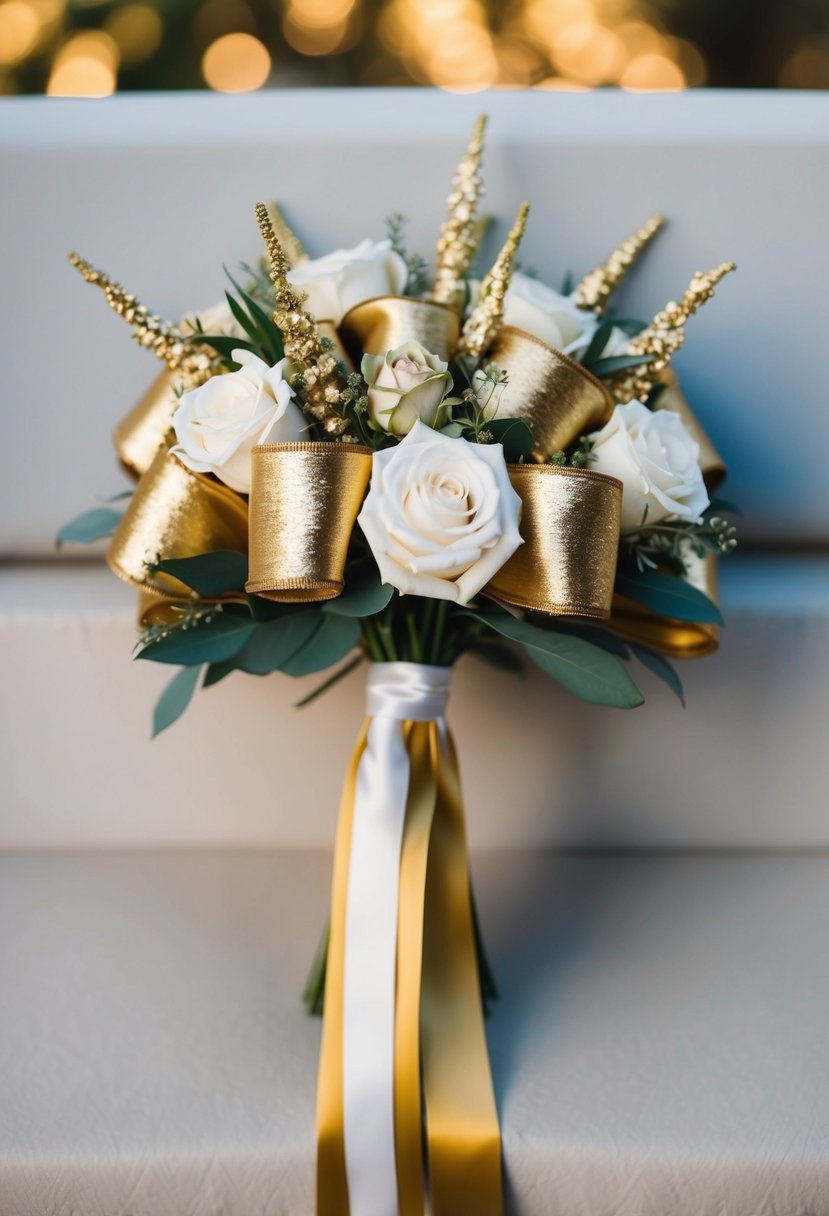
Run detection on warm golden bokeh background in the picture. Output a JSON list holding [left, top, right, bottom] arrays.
[[1, 0, 828, 96]]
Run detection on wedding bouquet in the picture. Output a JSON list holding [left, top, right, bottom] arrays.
[[60, 115, 737, 1216]]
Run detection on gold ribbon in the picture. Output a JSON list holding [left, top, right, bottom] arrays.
[[487, 464, 622, 617], [484, 326, 613, 461], [246, 443, 372, 602], [107, 447, 248, 605], [114, 368, 181, 478], [317, 719, 501, 1216], [339, 296, 460, 364]]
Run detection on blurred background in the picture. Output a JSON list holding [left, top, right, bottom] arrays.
[[1, 0, 828, 97]]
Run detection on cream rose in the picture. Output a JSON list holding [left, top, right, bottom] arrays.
[[357, 421, 523, 604], [588, 401, 710, 533], [504, 272, 598, 357], [288, 238, 407, 324], [362, 342, 451, 435], [171, 350, 305, 494]]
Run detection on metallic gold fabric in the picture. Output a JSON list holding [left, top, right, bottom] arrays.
[[114, 368, 181, 478], [422, 729, 502, 1216], [487, 465, 622, 618], [656, 371, 726, 491], [486, 327, 613, 460], [107, 449, 248, 598], [316, 723, 366, 1216], [339, 296, 460, 363], [610, 549, 720, 658], [246, 443, 372, 602]]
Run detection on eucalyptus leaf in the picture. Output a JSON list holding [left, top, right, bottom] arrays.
[[631, 644, 686, 706], [152, 665, 203, 737], [56, 506, 123, 547], [232, 611, 321, 675], [463, 609, 644, 708], [616, 570, 724, 625], [486, 416, 535, 462], [588, 354, 656, 378], [153, 550, 248, 597], [137, 614, 257, 666], [323, 561, 394, 618], [581, 319, 615, 367], [281, 613, 362, 677], [203, 661, 236, 687]]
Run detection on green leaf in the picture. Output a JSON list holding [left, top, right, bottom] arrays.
[[581, 319, 615, 367], [588, 354, 656, 377], [152, 665, 203, 737], [232, 611, 321, 675], [56, 507, 122, 547], [631, 644, 686, 707], [616, 570, 724, 624], [555, 622, 631, 659], [281, 613, 362, 677], [226, 270, 285, 363], [224, 288, 261, 346], [153, 550, 248, 597], [463, 609, 644, 708], [190, 334, 257, 361], [323, 560, 394, 618], [137, 614, 257, 666], [203, 661, 236, 687], [469, 640, 525, 674], [485, 416, 535, 462]]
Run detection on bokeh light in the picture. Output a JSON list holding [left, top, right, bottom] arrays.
[[46, 30, 118, 96], [104, 4, 163, 67], [202, 31, 271, 91]]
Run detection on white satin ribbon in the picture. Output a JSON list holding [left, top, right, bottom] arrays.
[[342, 662, 452, 1216]]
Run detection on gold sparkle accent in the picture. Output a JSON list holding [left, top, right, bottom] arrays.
[[431, 113, 487, 307], [572, 213, 666, 313], [611, 262, 737, 402], [459, 202, 530, 357], [67, 252, 217, 383], [254, 201, 348, 435], [265, 201, 308, 266]]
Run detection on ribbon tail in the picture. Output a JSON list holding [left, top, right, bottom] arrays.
[[421, 727, 502, 1216]]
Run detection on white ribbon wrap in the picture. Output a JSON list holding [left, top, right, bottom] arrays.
[[342, 662, 453, 1216]]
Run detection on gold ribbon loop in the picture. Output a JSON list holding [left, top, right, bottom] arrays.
[[486, 464, 622, 618], [107, 448, 248, 601], [656, 371, 726, 491], [610, 549, 720, 658], [486, 327, 613, 461], [339, 296, 460, 363], [114, 368, 181, 478], [246, 442, 372, 602]]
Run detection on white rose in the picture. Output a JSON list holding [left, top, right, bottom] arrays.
[[171, 349, 305, 494], [288, 238, 408, 324], [362, 342, 451, 435], [588, 401, 710, 534], [504, 272, 598, 358], [179, 300, 247, 340], [357, 420, 523, 605]]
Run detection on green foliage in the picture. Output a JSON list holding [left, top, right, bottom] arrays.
[[588, 354, 656, 378], [324, 560, 394, 618], [631, 644, 685, 706], [186, 269, 285, 367], [232, 610, 321, 675], [151, 550, 248, 597], [152, 665, 203, 737], [56, 506, 123, 547], [615, 569, 724, 624], [281, 613, 362, 677], [483, 417, 535, 462], [462, 607, 644, 708], [386, 212, 431, 295], [624, 512, 738, 572], [136, 610, 257, 666]]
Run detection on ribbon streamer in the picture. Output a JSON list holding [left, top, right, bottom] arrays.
[[340, 296, 460, 365], [487, 464, 622, 617], [317, 663, 501, 1216], [114, 368, 181, 478]]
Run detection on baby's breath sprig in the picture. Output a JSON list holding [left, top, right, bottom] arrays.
[[625, 512, 738, 573], [136, 601, 224, 652], [548, 436, 596, 469]]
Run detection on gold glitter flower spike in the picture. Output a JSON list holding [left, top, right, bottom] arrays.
[[265, 201, 308, 267], [67, 252, 216, 383], [254, 201, 348, 435], [611, 261, 737, 403], [459, 202, 530, 358], [431, 112, 488, 307], [572, 213, 666, 314]]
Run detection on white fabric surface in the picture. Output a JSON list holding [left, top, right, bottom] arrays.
[[2, 850, 829, 1215], [2, 558, 829, 851]]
